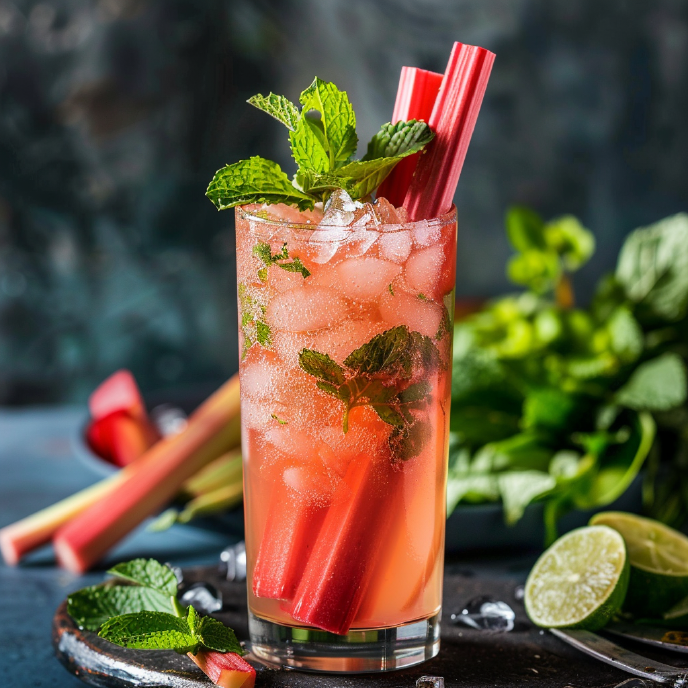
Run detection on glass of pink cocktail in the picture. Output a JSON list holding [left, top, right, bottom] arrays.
[[206, 45, 494, 670], [236, 196, 456, 671]]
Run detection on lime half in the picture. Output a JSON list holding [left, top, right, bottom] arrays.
[[525, 525, 629, 630], [590, 511, 688, 617]]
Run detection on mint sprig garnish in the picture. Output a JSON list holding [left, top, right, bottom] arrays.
[[67, 557, 244, 657], [206, 78, 435, 210], [298, 326, 442, 460]]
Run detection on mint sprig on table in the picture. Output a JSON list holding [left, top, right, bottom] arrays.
[[299, 325, 441, 460], [448, 210, 688, 543], [67, 558, 242, 656], [205, 77, 434, 210]]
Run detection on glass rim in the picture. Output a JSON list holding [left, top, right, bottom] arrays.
[[236, 202, 457, 235]]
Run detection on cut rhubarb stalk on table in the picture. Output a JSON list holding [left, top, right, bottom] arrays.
[[188, 650, 256, 688], [53, 374, 242, 573], [252, 486, 329, 601], [89, 369, 148, 422], [289, 453, 403, 635], [86, 409, 160, 467], [404, 42, 495, 221], [0, 472, 128, 565], [376, 67, 443, 207]]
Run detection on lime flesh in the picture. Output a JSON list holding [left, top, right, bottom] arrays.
[[590, 511, 688, 617], [525, 525, 629, 630]]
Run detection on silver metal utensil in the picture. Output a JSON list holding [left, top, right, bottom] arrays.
[[606, 622, 688, 655], [550, 628, 687, 683]]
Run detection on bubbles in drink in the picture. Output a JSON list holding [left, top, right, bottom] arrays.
[[334, 257, 401, 301], [405, 245, 446, 299], [379, 230, 412, 264], [266, 285, 349, 332]]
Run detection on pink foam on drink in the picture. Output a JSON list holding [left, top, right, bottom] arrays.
[[379, 289, 444, 339], [404, 245, 446, 299], [379, 230, 412, 264], [266, 286, 349, 332], [334, 258, 401, 301]]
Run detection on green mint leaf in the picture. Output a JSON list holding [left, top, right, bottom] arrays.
[[389, 421, 431, 462], [256, 320, 272, 347], [299, 349, 345, 385], [247, 93, 300, 131], [98, 611, 200, 654], [333, 158, 405, 200], [497, 471, 556, 525], [276, 257, 310, 278], [363, 120, 434, 160], [544, 215, 595, 271], [238, 284, 269, 355], [206, 157, 314, 211], [271, 413, 288, 424], [197, 616, 244, 654], [298, 169, 354, 197], [299, 77, 357, 168], [616, 213, 688, 321], [615, 353, 687, 411], [388, 283, 394, 296], [607, 307, 643, 364], [107, 559, 178, 596], [186, 604, 201, 635], [344, 325, 411, 376], [290, 117, 330, 173], [68, 582, 174, 632], [505, 206, 547, 252], [254, 241, 311, 279]]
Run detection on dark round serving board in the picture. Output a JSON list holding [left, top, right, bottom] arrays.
[[50, 563, 676, 688]]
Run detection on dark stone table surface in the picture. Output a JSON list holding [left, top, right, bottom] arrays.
[[1, 405, 684, 688]]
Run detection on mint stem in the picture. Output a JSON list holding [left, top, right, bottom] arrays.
[[171, 596, 185, 618]]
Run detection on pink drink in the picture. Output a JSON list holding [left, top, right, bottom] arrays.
[[237, 196, 456, 666]]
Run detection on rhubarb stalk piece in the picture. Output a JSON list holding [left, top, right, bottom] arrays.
[[0, 472, 128, 565], [376, 67, 443, 207], [404, 42, 495, 221], [289, 453, 403, 635], [53, 375, 242, 573], [252, 488, 329, 601], [188, 650, 256, 688]]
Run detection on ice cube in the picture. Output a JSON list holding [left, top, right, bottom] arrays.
[[240, 349, 284, 399], [306, 228, 349, 264], [405, 245, 445, 298], [219, 541, 247, 581], [272, 330, 316, 363], [379, 230, 412, 264], [334, 257, 401, 301], [321, 189, 362, 226], [379, 289, 444, 338], [412, 219, 442, 247], [268, 264, 309, 293], [373, 197, 402, 224], [282, 464, 339, 504], [345, 229, 379, 258], [450, 596, 515, 632], [180, 582, 223, 614], [266, 285, 349, 332], [417, 677, 445, 688]]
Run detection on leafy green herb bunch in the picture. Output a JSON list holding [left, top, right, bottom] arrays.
[[205, 78, 434, 211], [449, 209, 688, 543]]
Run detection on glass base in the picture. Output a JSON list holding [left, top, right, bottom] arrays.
[[248, 611, 441, 673]]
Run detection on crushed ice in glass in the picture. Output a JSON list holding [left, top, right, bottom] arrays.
[[416, 676, 444, 688], [219, 540, 247, 581], [151, 404, 187, 436], [180, 582, 223, 614], [321, 189, 362, 226], [450, 596, 516, 632]]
